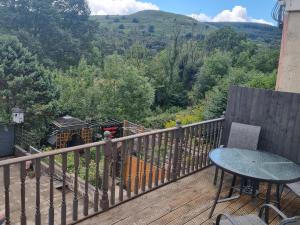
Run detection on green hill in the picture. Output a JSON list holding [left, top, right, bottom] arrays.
[[92, 10, 281, 53]]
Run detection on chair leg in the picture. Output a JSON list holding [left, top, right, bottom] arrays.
[[213, 167, 219, 185], [227, 175, 236, 198]]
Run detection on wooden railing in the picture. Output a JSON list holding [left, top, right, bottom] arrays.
[[0, 118, 224, 225]]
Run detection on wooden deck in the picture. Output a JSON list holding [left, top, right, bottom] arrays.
[[79, 166, 300, 225]]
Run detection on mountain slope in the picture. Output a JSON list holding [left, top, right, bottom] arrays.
[[92, 10, 281, 53]]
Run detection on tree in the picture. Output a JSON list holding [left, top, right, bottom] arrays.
[[204, 27, 246, 53], [193, 51, 231, 100], [0, 36, 58, 130]]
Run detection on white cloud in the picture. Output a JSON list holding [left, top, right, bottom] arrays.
[[87, 0, 159, 15], [189, 6, 273, 25]]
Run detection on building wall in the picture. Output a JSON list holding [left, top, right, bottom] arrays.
[[276, 11, 300, 93]]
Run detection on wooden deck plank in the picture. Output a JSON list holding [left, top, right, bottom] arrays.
[[78, 167, 300, 225]]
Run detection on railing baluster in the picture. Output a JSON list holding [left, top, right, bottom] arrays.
[[212, 121, 217, 149], [49, 155, 55, 225], [217, 120, 223, 147], [176, 122, 183, 178], [173, 121, 182, 180], [148, 134, 156, 189], [100, 132, 111, 210], [35, 158, 41, 225], [187, 126, 194, 174], [61, 153, 67, 225], [161, 131, 169, 184], [182, 128, 189, 175], [119, 141, 126, 202], [191, 125, 198, 171], [127, 139, 133, 198], [134, 137, 142, 195], [195, 125, 202, 170], [73, 151, 79, 221], [84, 148, 90, 216], [199, 124, 205, 168], [155, 132, 162, 187], [20, 161, 26, 225], [142, 136, 149, 192], [110, 143, 117, 205], [202, 123, 209, 167], [207, 122, 214, 164], [167, 131, 174, 181], [4, 165, 10, 225], [94, 146, 101, 212]]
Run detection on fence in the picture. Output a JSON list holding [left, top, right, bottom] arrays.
[[0, 118, 224, 225], [224, 85, 300, 163]]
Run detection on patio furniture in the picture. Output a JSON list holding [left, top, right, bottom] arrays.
[[213, 122, 261, 185], [208, 148, 300, 220], [287, 181, 300, 197], [216, 204, 300, 225]]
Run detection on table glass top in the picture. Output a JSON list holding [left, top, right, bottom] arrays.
[[209, 148, 300, 183]]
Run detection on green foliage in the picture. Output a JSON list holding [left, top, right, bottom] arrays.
[[164, 106, 204, 128], [204, 27, 247, 53], [55, 55, 154, 121], [0, 0, 97, 68], [193, 51, 231, 99], [0, 36, 57, 132]]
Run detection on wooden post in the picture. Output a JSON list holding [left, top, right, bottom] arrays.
[[100, 131, 111, 211], [123, 120, 129, 136], [172, 120, 182, 180], [48, 156, 55, 225]]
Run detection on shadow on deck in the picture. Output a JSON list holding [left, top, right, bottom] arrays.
[[79, 166, 300, 225]]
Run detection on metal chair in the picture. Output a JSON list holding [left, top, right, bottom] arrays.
[[287, 181, 300, 197], [216, 204, 300, 225], [213, 122, 261, 186]]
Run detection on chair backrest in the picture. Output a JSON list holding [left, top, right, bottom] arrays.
[[280, 216, 300, 225], [227, 122, 261, 150], [287, 182, 300, 197]]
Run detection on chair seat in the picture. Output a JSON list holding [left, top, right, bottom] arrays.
[[219, 214, 267, 225], [287, 182, 300, 197]]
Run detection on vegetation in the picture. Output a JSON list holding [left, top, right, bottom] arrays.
[[0, 2, 281, 137]]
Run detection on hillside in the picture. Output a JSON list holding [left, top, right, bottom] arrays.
[[92, 10, 281, 53]]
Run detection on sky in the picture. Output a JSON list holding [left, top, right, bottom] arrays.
[[87, 0, 277, 25]]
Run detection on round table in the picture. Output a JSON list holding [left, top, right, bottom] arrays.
[[208, 148, 300, 220]]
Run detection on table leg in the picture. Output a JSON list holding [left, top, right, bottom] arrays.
[[214, 167, 219, 185], [209, 169, 224, 218], [264, 183, 272, 223], [227, 174, 236, 198], [276, 184, 281, 209]]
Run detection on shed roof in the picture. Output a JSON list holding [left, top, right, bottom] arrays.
[[52, 115, 88, 130]]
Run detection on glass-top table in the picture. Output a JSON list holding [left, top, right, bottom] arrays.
[[208, 148, 300, 220], [209, 148, 300, 183]]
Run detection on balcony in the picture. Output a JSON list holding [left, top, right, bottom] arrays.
[[0, 86, 300, 225]]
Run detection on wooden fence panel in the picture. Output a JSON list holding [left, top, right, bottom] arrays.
[[224, 85, 300, 163]]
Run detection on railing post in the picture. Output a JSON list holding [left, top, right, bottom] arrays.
[[100, 131, 111, 211], [172, 120, 182, 181]]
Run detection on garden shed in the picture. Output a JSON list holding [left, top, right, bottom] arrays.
[[48, 115, 92, 149]]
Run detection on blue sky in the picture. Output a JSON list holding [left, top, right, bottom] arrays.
[[146, 0, 276, 23], [87, 0, 277, 25]]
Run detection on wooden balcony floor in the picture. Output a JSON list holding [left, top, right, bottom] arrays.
[[79, 167, 300, 225]]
